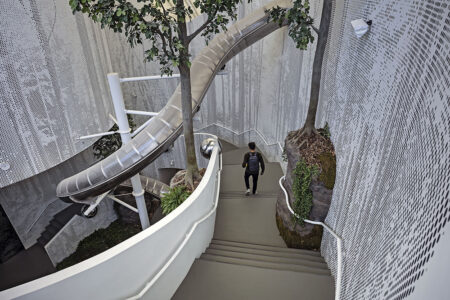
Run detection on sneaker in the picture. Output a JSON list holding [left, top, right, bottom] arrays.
[[253, 191, 258, 195], [245, 189, 250, 196]]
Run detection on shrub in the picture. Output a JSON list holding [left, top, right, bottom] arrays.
[[292, 159, 318, 226], [319, 122, 331, 139], [161, 186, 191, 215], [92, 115, 136, 159], [56, 220, 140, 270]]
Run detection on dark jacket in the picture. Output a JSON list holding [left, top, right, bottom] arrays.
[[242, 152, 265, 174]]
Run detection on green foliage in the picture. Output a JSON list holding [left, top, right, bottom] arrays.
[[56, 220, 140, 270], [69, 0, 249, 75], [266, 0, 314, 50], [292, 159, 318, 226], [281, 146, 288, 162], [92, 115, 136, 159], [318, 151, 336, 189], [161, 185, 191, 215], [319, 122, 331, 139]]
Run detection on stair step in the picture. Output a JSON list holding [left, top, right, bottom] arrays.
[[44, 225, 60, 236], [219, 140, 239, 153], [205, 248, 328, 270], [222, 148, 259, 165], [220, 164, 283, 193], [200, 253, 330, 276], [41, 231, 53, 242], [174, 259, 334, 300], [50, 218, 65, 228], [219, 191, 278, 198], [211, 239, 322, 257], [208, 243, 325, 262], [37, 237, 47, 246]]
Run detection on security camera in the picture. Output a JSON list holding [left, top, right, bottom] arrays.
[[351, 19, 372, 38]]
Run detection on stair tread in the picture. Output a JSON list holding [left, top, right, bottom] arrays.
[[205, 248, 328, 269], [38, 204, 81, 247], [211, 239, 322, 256], [173, 259, 334, 300], [220, 164, 283, 193], [208, 244, 324, 262], [200, 253, 331, 276]]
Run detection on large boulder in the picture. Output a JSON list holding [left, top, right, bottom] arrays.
[[276, 134, 335, 250]]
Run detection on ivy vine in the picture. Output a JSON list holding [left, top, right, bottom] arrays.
[[292, 158, 318, 226]]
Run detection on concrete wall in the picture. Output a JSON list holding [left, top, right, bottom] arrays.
[[0, 147, 97, 249], [45, 199, 117, 266]]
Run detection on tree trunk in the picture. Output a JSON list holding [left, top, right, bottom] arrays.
[[301, 0, 332, 135], [178, 4, 200, 189]]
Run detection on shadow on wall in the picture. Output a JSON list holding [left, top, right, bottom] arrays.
[[0, 205, 23, 263]]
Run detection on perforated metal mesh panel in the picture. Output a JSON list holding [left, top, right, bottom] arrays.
[[0, 0, 117, 187], [318, 0, 450, 299]]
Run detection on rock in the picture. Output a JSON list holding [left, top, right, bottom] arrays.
[[276, 134, 335, 250]]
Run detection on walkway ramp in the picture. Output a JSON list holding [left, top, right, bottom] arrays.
[[174, 146, 334, 300]]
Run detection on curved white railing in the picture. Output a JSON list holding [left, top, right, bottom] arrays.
[[1, 137, 222, 300], [279, 175, 342, 300]]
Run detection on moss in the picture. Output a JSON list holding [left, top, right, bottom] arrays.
[[276, 213, 323, 251], [56, 220, 140, 270], [318, 151, 336, 189]]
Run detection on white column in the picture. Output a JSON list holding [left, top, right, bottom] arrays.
[[107, 73, 150, 230]]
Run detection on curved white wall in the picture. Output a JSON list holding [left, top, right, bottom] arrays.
[[0, 144, 222, 299]]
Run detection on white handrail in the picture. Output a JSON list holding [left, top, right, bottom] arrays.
[[194, 123, 284, 153], [278, 175, 342, 300], [120, 74, 180, 83]]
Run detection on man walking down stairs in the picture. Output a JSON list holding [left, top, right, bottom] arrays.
[[173, 142, 334, 300]]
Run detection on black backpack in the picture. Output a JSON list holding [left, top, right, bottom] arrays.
[[248, 152, 259, 173]]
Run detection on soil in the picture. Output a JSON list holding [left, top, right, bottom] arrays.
[[113, 187, 161, 226], [287, 129, 335, 167]]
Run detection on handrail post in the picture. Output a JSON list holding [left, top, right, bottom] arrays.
[[107, 73, 150, 230]]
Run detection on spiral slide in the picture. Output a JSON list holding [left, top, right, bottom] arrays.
[[56, 0, 291, 202]]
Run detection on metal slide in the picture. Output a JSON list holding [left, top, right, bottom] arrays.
[[57, 0, 291, 201]]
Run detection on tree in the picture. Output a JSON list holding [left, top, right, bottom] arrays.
[[268, 0, 332, 138], [69, 0, 247, 189]]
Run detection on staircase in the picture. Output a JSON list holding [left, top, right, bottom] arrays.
[[37, 204, 83, 246], [173, 143, 334, 300]]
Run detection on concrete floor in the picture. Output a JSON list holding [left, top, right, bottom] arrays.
[[0, 244, 55, 291], [174, 145, 334, 300]]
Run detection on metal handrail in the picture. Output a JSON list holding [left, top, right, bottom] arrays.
[[194, 123, 284, 153], [279, 175, 342, 300]]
